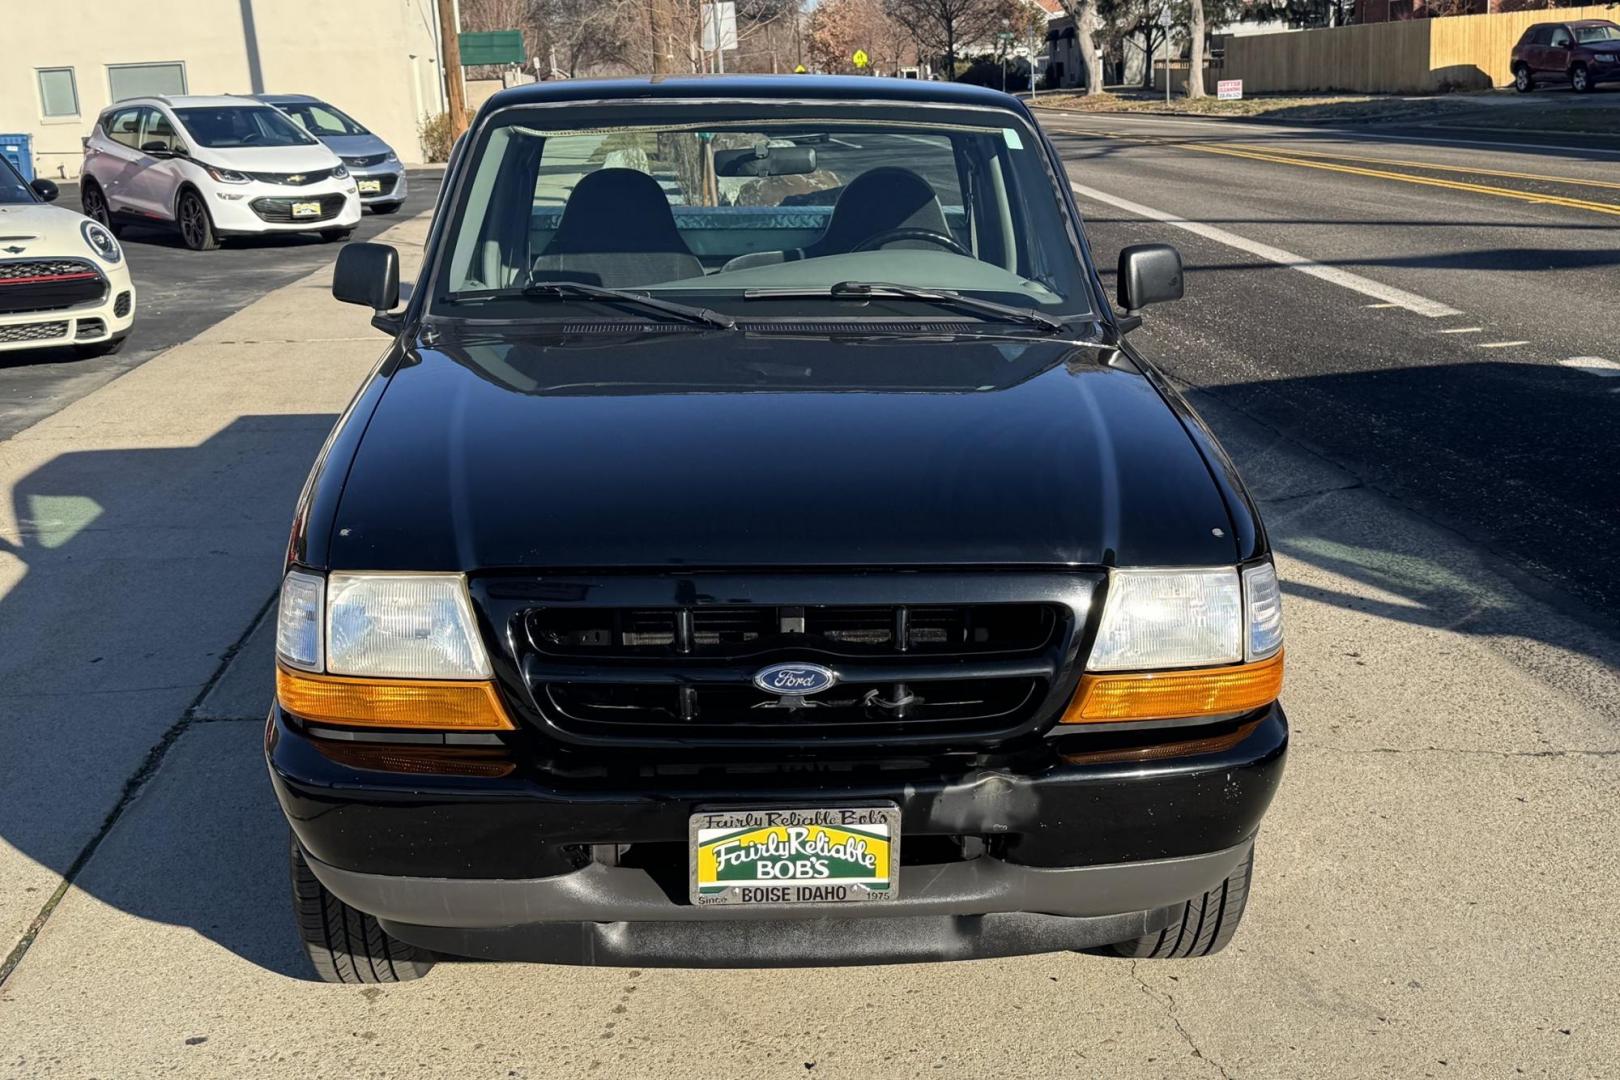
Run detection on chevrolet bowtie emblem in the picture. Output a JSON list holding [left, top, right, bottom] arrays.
[[286, 174, 306, 183], [2, 246, 24, 254]]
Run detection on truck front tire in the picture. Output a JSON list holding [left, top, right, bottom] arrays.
[[290, 834, 435, 983], [1111, 847, 1254, 959]]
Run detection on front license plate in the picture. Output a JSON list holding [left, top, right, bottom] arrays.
[[290, 201, 322, 218], [690, 806, 900, 906], [357, 179, 382, 194]]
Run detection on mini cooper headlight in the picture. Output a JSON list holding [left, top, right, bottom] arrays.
[[1063, 561, 1285, 724], [330, 164, 349, 180], [80, 219, 122, 264]]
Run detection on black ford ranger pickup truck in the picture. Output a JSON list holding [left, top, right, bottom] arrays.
[[267, 76, 1287, 983]]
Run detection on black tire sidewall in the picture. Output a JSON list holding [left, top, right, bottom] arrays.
[[178, 191, 216, 251]]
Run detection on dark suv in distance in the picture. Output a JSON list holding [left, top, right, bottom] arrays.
[[1512, 19, 1620, 93], [268, 76, 1289, 982]]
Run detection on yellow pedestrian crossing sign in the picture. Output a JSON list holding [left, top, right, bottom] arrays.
[[794, 63, 807, 73], [852, 49, 869, 69]]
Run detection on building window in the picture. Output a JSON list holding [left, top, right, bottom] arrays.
[[37, 68, 79, 118], [107, 62, 187, 102]]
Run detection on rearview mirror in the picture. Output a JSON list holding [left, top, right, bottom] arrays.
[[1117, 244, 1184, 324], [333, 242, 401, 333], [30, 178, 59, 202], [714, 145, 818, 177]]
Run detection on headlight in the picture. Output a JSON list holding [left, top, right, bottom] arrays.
[[331, 164, 349, 179], [1064, 561, 1285, 724], [325, 572, 490, 679], [203, 163, 250, 184], [1086, 568, 1243, 671], [275, 569, 512, 731], [385, 150, 398, 163], [80, 219, 122, 264]]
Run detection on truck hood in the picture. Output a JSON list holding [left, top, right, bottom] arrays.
[[325, 327, 1240, 571]]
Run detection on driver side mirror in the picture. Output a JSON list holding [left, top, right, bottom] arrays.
[[1117, 244, 1184, 324], [333, 242, 402, 334], [30, 178, 59, 202]]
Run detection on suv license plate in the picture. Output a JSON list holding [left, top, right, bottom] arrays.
[[690, 806, 900, 907], [358, 179, 381, 194], [291, 201, 322, 218]]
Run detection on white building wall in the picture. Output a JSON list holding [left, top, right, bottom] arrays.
[[3, 0, 445, 178]]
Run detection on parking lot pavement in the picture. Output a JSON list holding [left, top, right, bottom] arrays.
[[1, 229, 1617, 1077], [0, 169, 444, 442]]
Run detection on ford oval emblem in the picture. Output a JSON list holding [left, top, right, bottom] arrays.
[[753, 662, 838, 697]]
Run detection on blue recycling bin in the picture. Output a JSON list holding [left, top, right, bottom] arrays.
[[0, 135, 34, 182]]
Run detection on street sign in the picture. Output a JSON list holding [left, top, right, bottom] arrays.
[[458, 30, 524, 66], [1218, 79, 1244, 100], [852, 49, 870, 69], [1157, 7, 1173, 27], [701, 2, 738, 51]]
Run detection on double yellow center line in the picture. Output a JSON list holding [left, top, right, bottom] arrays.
[[1075, 127, 1620, 219]]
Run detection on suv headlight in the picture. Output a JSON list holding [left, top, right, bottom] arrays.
[[1063, 561, 1285, 724], [203, 163, 251, 184], [80, 219, 122, 264], [274, 570, 512, 731]]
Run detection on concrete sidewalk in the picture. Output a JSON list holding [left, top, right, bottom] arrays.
[[0, 215, 1617, 1077]]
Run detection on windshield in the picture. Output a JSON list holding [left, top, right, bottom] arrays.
[[174, 106, 318, 148], [0, 158, 34, 205], [1574, 23, 1620, 42], [431, 103, 1093, 325], [273, 100, 369, 137]]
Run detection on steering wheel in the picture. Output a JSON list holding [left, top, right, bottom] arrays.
[[851, 227, 971, 257]]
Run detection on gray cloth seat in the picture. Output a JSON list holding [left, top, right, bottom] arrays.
[[532, 168, 703, 287], [719, 167, 950, 273]]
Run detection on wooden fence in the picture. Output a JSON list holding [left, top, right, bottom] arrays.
[[1217, 4, 1620, 94]]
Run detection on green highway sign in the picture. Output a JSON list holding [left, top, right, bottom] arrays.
[[459, 30, 525, 66]]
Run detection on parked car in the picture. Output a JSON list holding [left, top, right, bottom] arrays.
[[270, 76, 1288, 982], [0, 154, 134, 356], [255, 94, 407, 215], [79, 95, 360, 251], [1512, 19, 1620, 93]]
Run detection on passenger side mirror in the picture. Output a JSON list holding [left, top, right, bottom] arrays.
[[333, 242, 402, 334], [1116, 244, 1184, 329], [140, 141, 174, 158], [30, 178, 59, 202]]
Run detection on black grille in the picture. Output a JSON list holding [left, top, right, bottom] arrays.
[[527, 604, 1056, 660], [0, 259, 106, 315], [75, 318, 106, 339], [244, 167, 335, 186], [0, 321, 69, 344], [113, 291, 132, 317], [343, 153, 389, 168], [249, 194, 348, 223], [356, 173, 397, 196], [511, 591, 1076, 750]]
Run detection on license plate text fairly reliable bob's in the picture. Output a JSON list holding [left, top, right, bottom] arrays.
[[690, 806, 899, 906]]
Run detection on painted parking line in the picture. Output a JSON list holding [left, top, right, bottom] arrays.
[[1478, 340, 1532, 348], [1068, 179, 1463, 317], [1439, 327, 1484, 334], [1560, 356, 1620, 376]]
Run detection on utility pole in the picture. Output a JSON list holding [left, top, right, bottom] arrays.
[[436, 0, 468, 141]]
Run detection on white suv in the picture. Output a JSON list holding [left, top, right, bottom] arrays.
[[80, 95, 361, 251]]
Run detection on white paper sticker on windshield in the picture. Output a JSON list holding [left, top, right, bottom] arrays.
[[1003, 127, 1024, 150]]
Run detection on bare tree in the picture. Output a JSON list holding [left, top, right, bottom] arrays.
[[1053, 0, 1105, 94], [884, 0, 1018, 79]]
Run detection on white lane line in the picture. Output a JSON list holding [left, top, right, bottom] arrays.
[[1069, 179, 1463, 318], [1561, 356, 1620, 376], [1477, 340, 1531, 348], [1364, 302, 1399, 308], [1438, 327, 1484, 334]]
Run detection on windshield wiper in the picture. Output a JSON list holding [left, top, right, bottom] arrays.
[[454, 281, 736, 329], [744, 281, 1066, 332]]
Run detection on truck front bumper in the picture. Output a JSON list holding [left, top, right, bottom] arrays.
[[267, 704, 1287, 966]]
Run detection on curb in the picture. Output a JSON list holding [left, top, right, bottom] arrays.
[[1027, 101, 1620, 139]]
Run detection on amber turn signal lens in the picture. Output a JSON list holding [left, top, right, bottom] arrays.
[[276, 665, 516, 731], [1061, 651, 1284, 724]]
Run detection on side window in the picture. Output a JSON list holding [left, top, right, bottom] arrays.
[[139, 109, 180, 154], [107, 61, 186, 102], [106, 108, 143, 149], [1550, 27, 1572, 48], [37, 68, 79, 118]]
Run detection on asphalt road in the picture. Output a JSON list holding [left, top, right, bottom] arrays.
[[0, 169, 443, 441], [1039, 109, 1620, 627]]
